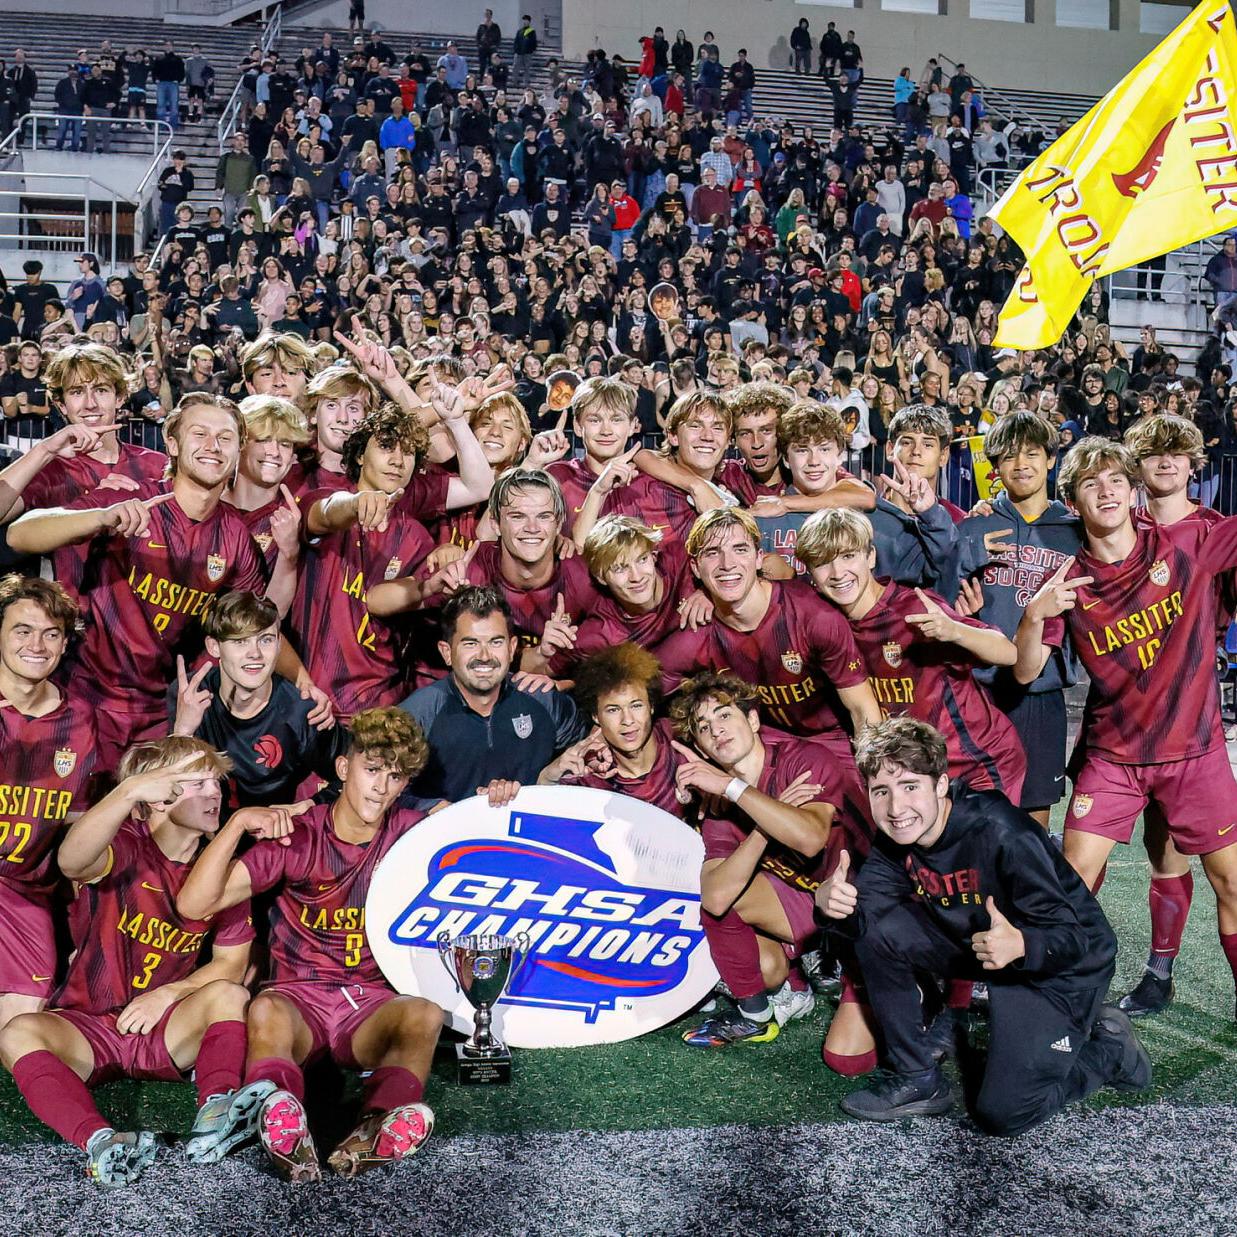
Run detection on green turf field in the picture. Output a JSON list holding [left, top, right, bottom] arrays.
[[1, 814, 1232, 1149]]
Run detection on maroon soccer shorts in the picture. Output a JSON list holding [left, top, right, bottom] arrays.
[[262, 981, 400, 1068], [0, 883, 57, 999], [767, 876, 818, 953], [55, 1005, 181, 1086], [1066, 745, 1237, 855]]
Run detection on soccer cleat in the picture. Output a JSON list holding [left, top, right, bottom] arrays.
[[1092, 1006, 1153, 1093], [769, 981, 816, 1027], [259, 1090, 321, 1184], [1115, 971, 1175, 1019], [840, 1068, 954, 1122], [327, 1103, 435, 1178], [682, 1006, 780, 1047], [84, 1128, 159, 1189], [800, 950, 843, 997], [184, 1080, 277, 1164]]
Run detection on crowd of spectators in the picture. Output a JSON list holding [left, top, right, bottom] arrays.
[[0, 19, 1235, 509]]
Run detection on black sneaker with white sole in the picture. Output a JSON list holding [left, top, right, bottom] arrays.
[[840, 1068, 954, 1121], [1115, 971, 1174, 1018]]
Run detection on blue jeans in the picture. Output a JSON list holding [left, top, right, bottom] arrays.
[[159, 199, 178, 235], [610, 227, 631, 259], [156, 81, 179, 129], [55, 117, 83, 150]]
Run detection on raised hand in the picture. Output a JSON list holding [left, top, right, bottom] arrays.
[[122, 752, 209, 807], [815, 849, 858, 919], [671, 740, 732, 799], [905, 587, 958, 641], [955, 575, 985, 618], [551, 727, 615, 781], [430, 382, 467, 424], [102, 492, 175, 539], [526, 427, 571, 468], [355, 487, 404, 533], [971, 896, 1025, 970], [336, 330, 399, 388], [779, 769, 824, 807], [982, 526, 1016, 557], [42, 423, 101, 460], [1026, 557, 1093, 621], [426, 539, 478, 599], [424, 541, 466, 574], [268, 484, 302, 558], [538, 592, 578, 659], [174, 654, 213, 736], [234, 798, 314, 847], [880, 458, 935, 513], [593, 443, 640, 495]]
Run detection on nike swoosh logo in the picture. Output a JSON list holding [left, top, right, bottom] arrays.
[[30, 974, 51, 983], [147, 541, 167, 550], [1081, 599, 1102, 611], [140, 881, 164, 893], [1219, 824, 1236, 837], [317, 883, 333, 891]]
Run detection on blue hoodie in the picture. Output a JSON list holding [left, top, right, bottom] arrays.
[[949, 491, 1082, 693]]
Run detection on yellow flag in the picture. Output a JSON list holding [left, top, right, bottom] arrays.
[[992, 0, 1237, 349]]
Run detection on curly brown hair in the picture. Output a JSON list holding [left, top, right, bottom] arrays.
[[669, 670, 761, 741], [348, 707, 429, 777], [341, 403, 430, 483], [574, 644, 664, 719], [0, 574, 81, 635]]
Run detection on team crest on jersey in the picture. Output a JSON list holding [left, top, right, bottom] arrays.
[[53, 747, 76, 778], [384, 557, 403, 581], [882, 641, 903, 669], [1072, 794, 1093, 819], [206, 553, 227, 582], [512, 714, 533, 739], [254, 532, 273, 553], [781, 650, 803, 675], [1149, 559, 1170, 587]]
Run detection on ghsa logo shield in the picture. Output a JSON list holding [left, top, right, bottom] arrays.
[[385, 810, 705, 1024]]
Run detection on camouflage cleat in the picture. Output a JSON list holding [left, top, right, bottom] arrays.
[[259, 1090, 321, 1184], [184, 1080, 277, 1164], [85, 1127, 159, 1189], [327, 1102, 435, 1178]]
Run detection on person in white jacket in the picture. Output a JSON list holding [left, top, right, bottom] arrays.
[[630, 83, 664, 128]]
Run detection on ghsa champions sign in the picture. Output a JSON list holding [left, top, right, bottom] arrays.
[[366, 786, 717, 1048]]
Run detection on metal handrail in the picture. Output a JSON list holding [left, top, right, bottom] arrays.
[[0, 168, 135, 268], [932, 53, 1056, 136], [0, 113, 173, 160], [216, 2, 283, 152]]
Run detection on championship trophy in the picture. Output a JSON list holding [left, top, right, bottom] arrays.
[[436, 931, 530, 1085]]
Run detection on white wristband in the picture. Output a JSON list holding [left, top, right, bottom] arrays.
[[724, 777, 749, 804]]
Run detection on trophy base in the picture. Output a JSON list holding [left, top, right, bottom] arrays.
[[456, 1042, 513, 1086]]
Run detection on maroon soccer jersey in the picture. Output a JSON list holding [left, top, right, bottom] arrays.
[[289, 504, 434, 721], [544, 539, 699, 676], [547, 457, 603, 536], [285, 459, 349, 501], [241, 802, 424, 987], [716, 458, 783, 506], [464, 540, 601, 647], [1043, 517, 1237, 764], [0, 694, 101, 893], [227, 494, 284, 572], [603, 474, 701, 545], [844, 580, 1026, 795], [570, 719, 689, 815], [56, 818, 253, 1015], [70, 484, 266, 709], [1140, 506, 1237, 632], [23, 444, 167, 596], [655, 580, 868, 739], [432, 501, 484, 550], [700, 730, 869, 892]]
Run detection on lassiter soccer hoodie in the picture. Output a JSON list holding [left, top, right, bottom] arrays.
[[948, 493, 1082, 694], [835, 781, 1117, 989]]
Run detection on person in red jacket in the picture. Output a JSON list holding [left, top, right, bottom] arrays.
[[610, 180, 641, 258]]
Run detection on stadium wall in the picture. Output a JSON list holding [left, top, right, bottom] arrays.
[[561, 0, 1167, 95]]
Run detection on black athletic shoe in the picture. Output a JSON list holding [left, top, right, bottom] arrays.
[[1092, 1006, 1153, 1093], [1115, 971, 1174, 1018], [840, 1068, 954, 1121]]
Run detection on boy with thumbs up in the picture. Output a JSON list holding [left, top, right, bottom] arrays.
[[818, 716, 1149, 1133]]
